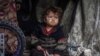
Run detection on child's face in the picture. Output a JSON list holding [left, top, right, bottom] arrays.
[[45, 11, 59, 26]]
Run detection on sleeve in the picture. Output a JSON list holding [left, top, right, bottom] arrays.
[[55, 26, 65, 41], [57, 28, 66, 44], [31, 24, 40, 48], [55, 26, 68, 50]]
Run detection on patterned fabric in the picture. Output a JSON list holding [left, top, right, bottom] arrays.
[[31, 23, 69, 56], [0, 0, 18, 26], [32, 23, 64, 48]]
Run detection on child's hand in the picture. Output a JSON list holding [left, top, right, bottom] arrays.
[[31, 35, 37, 40], [37, 45, 44, 51], [31, 35, 39, 44], [53, 54, 60, 56], [58, 38, 66, 44]]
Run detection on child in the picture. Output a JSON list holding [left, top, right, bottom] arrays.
[[31, 6, 68, 56]]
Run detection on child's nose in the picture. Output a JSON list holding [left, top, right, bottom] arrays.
[[52, 19, 55, 22]]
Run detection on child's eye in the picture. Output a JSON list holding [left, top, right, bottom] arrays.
[[47, 16, 52, 19], [55, 17, 58, 18], [48, 16, 52, 18]]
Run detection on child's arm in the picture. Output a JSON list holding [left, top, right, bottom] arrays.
[[31, 35, 44, 51], [31, 35, 39, 45], [56, 26, 67, 44], [57, 37, 67, 44], [55, 37, 67, 50], [55, 26, 68, 50]]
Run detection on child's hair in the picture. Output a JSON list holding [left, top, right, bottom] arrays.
[[42, 6, 63, 21]]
